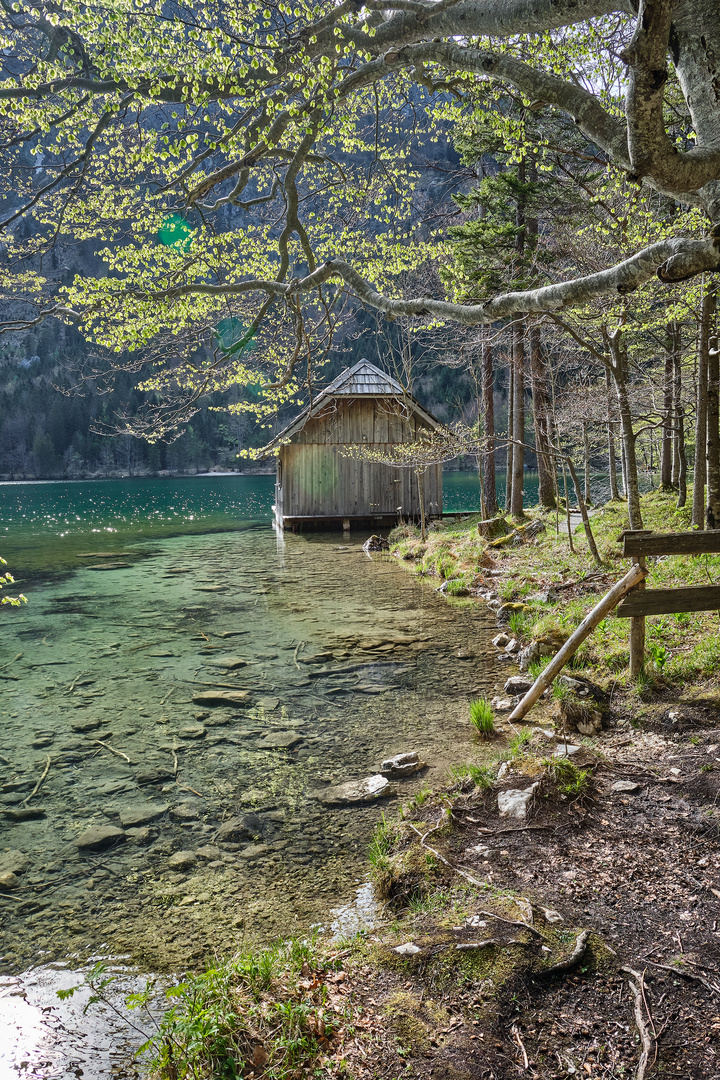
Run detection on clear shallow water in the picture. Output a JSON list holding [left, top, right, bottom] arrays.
[[0, 475, 504, 1077]]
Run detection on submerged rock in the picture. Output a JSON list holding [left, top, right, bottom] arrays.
[[257, 731, 303, 749], [5, 806, 46, 822], [167, 850, 197, 871], [76, 825, 126, 852], [136, 766, 176, 786], [206, 656, 249, 669], [216, 814, 264, 844], [126, 826, 153, 845], [316, 774, 395, 806], [192, 690, 251, 707], [0, 851, 28, 876], [497, 783, 539, 819], [171, 802, 200, 821], [195, 844, 223, 860], [0, 871, 19, 891], [118, 803, 168, 828]]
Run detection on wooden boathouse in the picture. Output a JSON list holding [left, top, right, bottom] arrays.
[[265, 359, 444, 531]]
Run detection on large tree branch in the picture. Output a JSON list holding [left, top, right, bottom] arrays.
[[120, 235, 720, 321], [331, 0, 632, 55], [621, 0, 720, 193]]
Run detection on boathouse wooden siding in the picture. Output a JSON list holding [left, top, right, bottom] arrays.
[[267, 360, 444, 529]]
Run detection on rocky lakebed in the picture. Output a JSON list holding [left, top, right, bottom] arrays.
[[0, 519, 506, 1075]]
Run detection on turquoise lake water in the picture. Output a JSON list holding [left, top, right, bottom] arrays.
[[0, 472, 509, 1079]]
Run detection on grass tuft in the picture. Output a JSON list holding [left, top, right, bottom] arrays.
[[469, 697, 495, 738]]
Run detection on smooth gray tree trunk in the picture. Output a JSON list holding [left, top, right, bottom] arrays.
[[482, 339, 498, 517], [511, 319, 525, 518], [505, 361, 514, 514], [607, 330, 644, 529], [692, 283, 712, 527], [707, 331, 720, 528], [661, 338, 674, 489], [529, 324, 555, 507]]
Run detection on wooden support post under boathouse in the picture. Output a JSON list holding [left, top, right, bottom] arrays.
[[262, 359, 445, 532]]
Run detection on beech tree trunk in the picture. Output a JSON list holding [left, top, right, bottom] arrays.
[[676, 405, 687, 508], [506, 361, 514, 514], [707, 331, 720, 528], [482, 339, 498, 517], [529, 324, 555, 507], [582, 418, 591, 504], [692, 282, 712, 528], [607, 330, 644, 529], [511, 318, 525, 518], [661, 338, 674, 490], [671, 322, 683, 492], [606, 370, 620, 500]]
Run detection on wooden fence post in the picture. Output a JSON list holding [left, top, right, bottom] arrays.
[[629, 555, 646, 676]]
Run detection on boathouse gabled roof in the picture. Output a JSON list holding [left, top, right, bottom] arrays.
[[261, 358, 445, 452]]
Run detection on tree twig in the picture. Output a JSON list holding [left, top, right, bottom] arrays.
[[622, 967, 654, 1080], [23, 755, 51, 804], [511, 1023, 529, 1070], [93, 740, 131, 763]]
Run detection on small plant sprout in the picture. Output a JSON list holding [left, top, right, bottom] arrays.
[[469, 698, 495, 738]]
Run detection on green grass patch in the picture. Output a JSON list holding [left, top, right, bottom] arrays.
[[469, 697, 495, 738]]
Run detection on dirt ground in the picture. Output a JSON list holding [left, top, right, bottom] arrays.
[[319, 697, 720, 1080]]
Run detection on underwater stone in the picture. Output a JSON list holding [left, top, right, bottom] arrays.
[[216, 815, 264, 843], [0, 851, 28, 875], [166, 850, 197, 871], [126, 826, 153, 845], [75, 825, 126, 852], [0, 871, 20, 891], [257, 731, 303, 749], [192, 690, 251, 707], [5, 806, 46, 821], [119, 803, 168, 828], [171, 802, 200, 821], [136, 766, 176, 785]]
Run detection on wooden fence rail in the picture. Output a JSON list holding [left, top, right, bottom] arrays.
[[507, 529, 720, 724]]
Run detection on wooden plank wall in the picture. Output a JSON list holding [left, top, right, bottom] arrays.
[[278, 397, 442, 518]]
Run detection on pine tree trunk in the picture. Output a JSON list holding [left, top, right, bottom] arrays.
[[707, 330, 720, 528], [511, 319, 525, 518], [482, 339, 498, 517], [692, 283, 712, 528], [529, 324, 555, 507], [661, 339, 673, 490]]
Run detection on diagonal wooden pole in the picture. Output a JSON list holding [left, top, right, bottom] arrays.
[[507, 562, 646, 724]]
